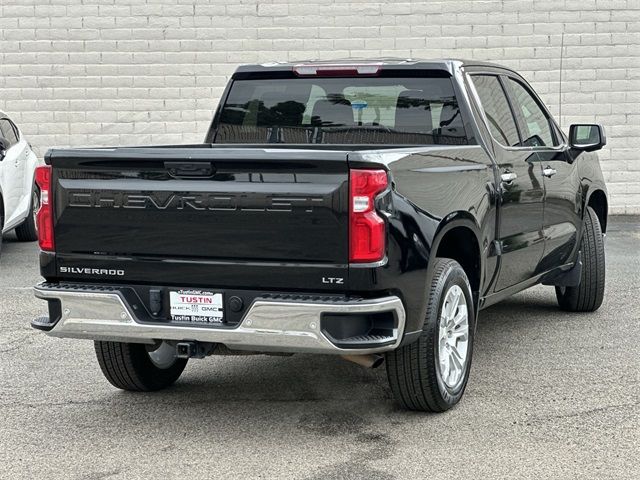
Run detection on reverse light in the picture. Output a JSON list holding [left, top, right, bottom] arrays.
[[349, 169, 388, 263], [34, 165, 54, 251], [293, 63, 382, 77]]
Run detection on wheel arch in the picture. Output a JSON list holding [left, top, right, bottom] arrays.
[[430, 213, 483, 311], [585, 188, 608, 233]]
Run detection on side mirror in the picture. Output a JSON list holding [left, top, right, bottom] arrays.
[[0, 137, 8, 160], [569, 124, 606, 152]]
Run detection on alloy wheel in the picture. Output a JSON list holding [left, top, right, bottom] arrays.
[[438, 285, 470, 389]]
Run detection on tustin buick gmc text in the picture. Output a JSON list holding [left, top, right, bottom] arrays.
[[32, 59, 608, 412]]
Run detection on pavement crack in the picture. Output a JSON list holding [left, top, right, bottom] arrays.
[[79, 470, 121, 480], [0, 398, 109, 409], [531, 402, 639, 423]]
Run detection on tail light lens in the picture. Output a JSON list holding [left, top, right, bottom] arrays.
[[349, 169, 388, 263], [35, 165, 54, 251]]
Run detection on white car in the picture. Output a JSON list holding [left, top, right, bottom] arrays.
[[0, 111, 40, 254]]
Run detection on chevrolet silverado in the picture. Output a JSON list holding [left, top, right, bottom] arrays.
[[32, 59, 608, 412]]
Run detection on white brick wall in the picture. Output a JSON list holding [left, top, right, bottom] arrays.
[[0, 0, 638, 213]]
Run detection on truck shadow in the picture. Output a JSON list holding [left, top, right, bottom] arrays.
[[478, 289, 562, 322], [141, 289, 560, 400], [44, 287, 577, 479], [90, 288, 562, 412]]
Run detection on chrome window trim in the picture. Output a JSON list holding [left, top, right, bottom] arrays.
[[465, 71, 568, 154]]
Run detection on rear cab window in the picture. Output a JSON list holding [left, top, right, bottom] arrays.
[[213, 74, 469, 145]]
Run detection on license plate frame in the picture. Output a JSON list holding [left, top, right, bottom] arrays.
[[169, 289, 224, 325]]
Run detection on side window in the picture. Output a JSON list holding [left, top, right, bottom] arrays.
[[506, 78, 557, 147], [0, 119, 19, 147], [470, 75, 520, 147]]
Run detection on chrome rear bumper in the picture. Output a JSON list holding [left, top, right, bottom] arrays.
[[34, 284, 406, 355]]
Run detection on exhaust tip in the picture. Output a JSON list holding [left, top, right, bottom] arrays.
[[341, 354, 384, 369], [370, 355, 384, 369]]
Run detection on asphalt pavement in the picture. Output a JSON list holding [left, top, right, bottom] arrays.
[[0, 218, 638, 479]]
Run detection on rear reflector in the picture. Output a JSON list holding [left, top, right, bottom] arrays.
[[293, 63, 382, 77], [35, 165, 54, 251], [349, 169, 388, 263]]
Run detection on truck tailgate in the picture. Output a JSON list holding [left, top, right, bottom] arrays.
[[49, 147, 350, 290]]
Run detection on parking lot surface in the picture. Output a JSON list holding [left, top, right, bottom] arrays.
[[0, 218, 638, 480]]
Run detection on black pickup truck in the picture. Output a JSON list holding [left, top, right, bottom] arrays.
[[32, 59, 608, 412]]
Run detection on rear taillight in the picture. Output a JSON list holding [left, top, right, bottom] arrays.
[[34, 165, 54, 251], [349, 169, 388, 263]]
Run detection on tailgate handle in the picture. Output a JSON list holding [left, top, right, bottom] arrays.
[[165, 162, 215, 178]]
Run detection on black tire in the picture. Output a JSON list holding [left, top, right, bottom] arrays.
[[386, 258, 475, 412], [94, 341, 188, 392], [555, 206, 605, 312], [15, 187, 39, 242]]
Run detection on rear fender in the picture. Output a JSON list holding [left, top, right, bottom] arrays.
[[396, 210, 483, 346], [25, 149, 40, 190], [10, 148, 40, 228], [428, 212, 483, 313]]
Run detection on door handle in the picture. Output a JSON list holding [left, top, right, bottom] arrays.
[[500, 172, 517, 183], [542, 167, 557, 178]]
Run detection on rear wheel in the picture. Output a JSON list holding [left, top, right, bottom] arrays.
[[555, 206, 605, 312], [15, 187, 39, 242], [386, 258, 475, 412], [94, 341, 188, 391]]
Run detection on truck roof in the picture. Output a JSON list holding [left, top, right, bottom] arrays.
[[233, 58, 516, 76]]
